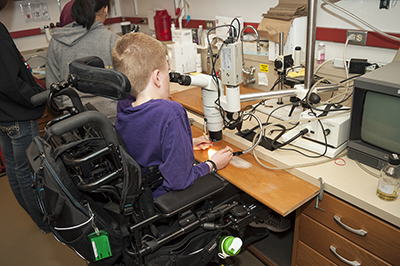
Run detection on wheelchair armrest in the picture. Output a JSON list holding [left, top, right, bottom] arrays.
[[154, 173, 225, 216], [31, 90, 49, 107]]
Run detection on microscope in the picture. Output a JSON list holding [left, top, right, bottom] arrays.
[[170, 21, 343, 157]]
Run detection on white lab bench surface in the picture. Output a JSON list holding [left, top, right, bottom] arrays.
[[169, 81, 400, 229]]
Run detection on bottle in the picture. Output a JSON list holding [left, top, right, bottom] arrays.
[[196, 54, 202, 73], [377, 153, 400, 201], [198, 25, 203, 46], [294, 46, 301, 70], [153, 9, 172, 41], [171, 22, 176, 43], [44, 25, 51, 42], [317, 42, 325, 64]]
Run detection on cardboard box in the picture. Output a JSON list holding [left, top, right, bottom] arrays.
[[266, 16, 307, 62]]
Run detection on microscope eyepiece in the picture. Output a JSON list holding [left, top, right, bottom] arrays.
[[177, 75, 192, 86]]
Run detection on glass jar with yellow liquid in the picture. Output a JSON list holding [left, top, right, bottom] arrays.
[[377, 153, 400, 201]]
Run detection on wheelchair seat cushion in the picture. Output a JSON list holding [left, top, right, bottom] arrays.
[[154, 173, 225, 216]]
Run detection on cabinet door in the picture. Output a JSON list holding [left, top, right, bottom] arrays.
[[299, 214, 391, 266], [302, 193, 400, 265]]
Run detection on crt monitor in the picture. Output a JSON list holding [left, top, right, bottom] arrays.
[[347, 61, 400, 170]]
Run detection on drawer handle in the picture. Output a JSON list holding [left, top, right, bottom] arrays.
[[334, 215, 368, 236], [330, 245, 361, 266]]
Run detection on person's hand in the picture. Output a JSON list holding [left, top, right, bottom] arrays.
[[209, 146, 233, 171], [193, 135, 212, 150]]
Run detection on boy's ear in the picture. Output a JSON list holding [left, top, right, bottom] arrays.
[[152, 69, 162, 88]]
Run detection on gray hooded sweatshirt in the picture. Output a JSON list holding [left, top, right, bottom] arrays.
[[46, 21, 119, 123]]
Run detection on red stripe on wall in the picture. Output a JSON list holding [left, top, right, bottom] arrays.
[[10, 28, 42, 39], [316, 27, 400, 49], [174, 19, 259, 33], [9, 18, 400, 50], [104, 17, 123, 25]]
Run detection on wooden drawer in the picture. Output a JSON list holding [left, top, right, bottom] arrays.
[[302, 193, 400, 265], [299, 214, 391, 266], [297, 241, 336, 266]]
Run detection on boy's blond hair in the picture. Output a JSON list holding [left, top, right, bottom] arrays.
[[112, 32, 167, 97]]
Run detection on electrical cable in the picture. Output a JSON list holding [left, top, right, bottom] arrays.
[[343, 35, 354, 92], [252, 137, 348, 171], [271, 128, 309, 150], [322, 0, 400, 42], [230, 17, 241, 42], [338, 74, 362, 84], [314, 58, 334, 75], [233, 112, 264, 156], [251, 113, 344, 161], [355, 161, 380, 178]]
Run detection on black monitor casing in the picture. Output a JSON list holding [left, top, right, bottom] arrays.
[[348, 61, 400, 170]]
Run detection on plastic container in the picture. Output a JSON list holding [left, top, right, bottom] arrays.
[[198, 25, 203, 46], [170, 23, 176, 42], [317, 42, 325, 64], [376, 153, 400, 201], [196, 54, 202, 73], [154, 9, 172, 41], [294, 46, 301, 69]]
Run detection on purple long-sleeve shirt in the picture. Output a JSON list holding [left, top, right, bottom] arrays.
[[115, 97, 209, 198]]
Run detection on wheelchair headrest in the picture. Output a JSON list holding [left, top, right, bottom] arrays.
[[69, 56, 131, 100]]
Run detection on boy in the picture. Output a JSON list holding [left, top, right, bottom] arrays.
[[112, 32, 233, 198]]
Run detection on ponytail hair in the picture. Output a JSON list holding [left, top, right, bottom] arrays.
[[0, 0, 8, 11], [71, 0, 110, 30]]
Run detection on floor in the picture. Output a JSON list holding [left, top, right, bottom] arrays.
[[0, 173, 267, 266]]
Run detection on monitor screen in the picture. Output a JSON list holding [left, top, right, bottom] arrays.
[[361, 91, 400, 154]]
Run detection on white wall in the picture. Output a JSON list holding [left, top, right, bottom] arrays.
[[316, 0, 400, 64], [1, 0, 399, 63]]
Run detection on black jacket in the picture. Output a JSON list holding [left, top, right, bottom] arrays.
[[0, 22, 45, 122]]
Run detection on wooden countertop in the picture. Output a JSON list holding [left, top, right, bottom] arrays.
[[172, 85, 319, 217], [191, 126, 319, 217]]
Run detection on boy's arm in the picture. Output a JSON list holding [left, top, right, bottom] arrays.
[[158, 115, 210, 192]]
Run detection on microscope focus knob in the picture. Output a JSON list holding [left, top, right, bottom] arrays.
[[274, 59, 283, 70]]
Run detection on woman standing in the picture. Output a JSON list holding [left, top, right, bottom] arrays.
[[46, 0, 119, 123], [0, 0, 48, 232]]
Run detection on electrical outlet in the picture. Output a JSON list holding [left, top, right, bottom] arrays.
[[141, 18, 148, 25], [347, 30, 367, 45], [205, 20, 214, 29]]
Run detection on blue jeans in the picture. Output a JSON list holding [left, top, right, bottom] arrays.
[[0, 120, 48, 231]]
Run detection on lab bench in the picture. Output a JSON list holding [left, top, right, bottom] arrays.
[[169, 82, 400, 265]]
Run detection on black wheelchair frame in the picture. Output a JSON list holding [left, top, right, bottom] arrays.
[[28, 56, 269, 266]]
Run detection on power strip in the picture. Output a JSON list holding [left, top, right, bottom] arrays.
[[334, 58, 385, 71]]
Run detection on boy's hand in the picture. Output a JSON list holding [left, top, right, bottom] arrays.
[[210, 146, 234, 170], [193, 135, 212, 150]]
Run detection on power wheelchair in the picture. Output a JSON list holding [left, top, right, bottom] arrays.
[[27, 56, 269, 266]]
